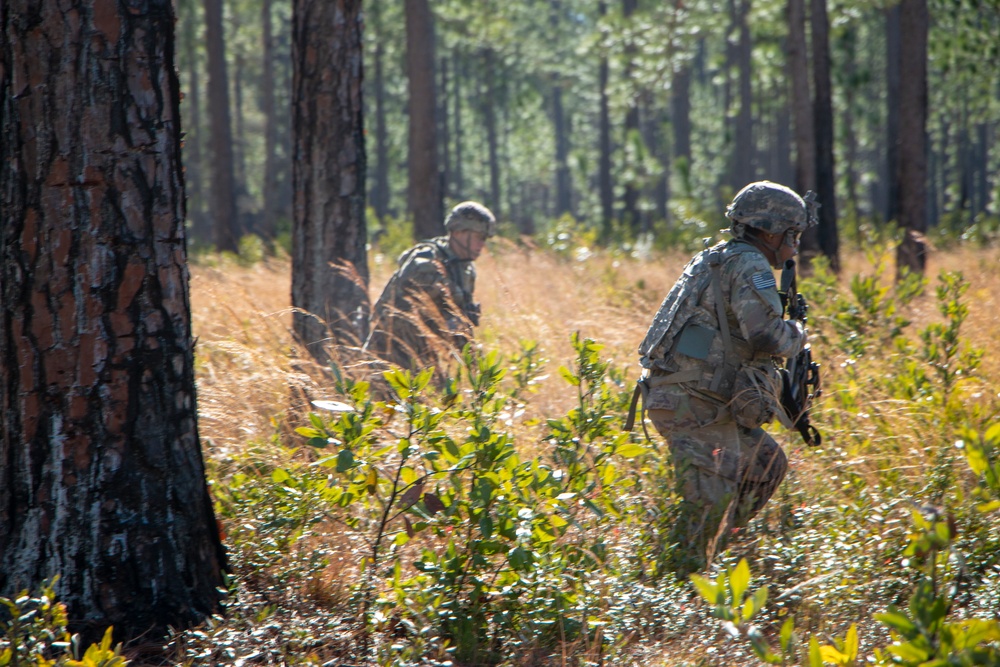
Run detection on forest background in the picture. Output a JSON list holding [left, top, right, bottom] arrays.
[[4, 0, 1000, 666]]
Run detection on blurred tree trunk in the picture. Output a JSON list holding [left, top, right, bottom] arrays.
[[884, 4, 901, 225], [672, 61, 692, 197], [181, 0, 211, 245], [787, 0, 815, 194], [204, 0, 240, 252], [622, 0, 640, 233], [453, 48, 464, 197], [261, 0, 279, 239], [895, 0, 928, 276], [1, 0, 225, 644], [734, 0, 753, 188], [644, 95, 669, 224], [371, 0, 390, 220], [405, 0, 443, 239], [598, 0, 614, 238], [811, 0, 839, 270], [482, 48, 501, 217], [840, 27, 860, 220], [551, 0, 572, 217], [291, 0, 369, 354], [439, 55, 451, 200]]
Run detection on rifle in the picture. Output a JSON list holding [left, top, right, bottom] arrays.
[[779, 259, 822, 446]]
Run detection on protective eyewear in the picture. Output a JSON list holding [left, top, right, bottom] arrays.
[[783, 229, 802, 247]]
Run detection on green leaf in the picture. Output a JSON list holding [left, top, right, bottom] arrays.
[[729, 558, 751, 604], [479, 515, 494, 539], [558, 365, 579, 385], [808, 636, 823, 667], [335, 449, 355, 473], [844, 623, 858, 662], [271, 468, 290, 484], [984, 422, 1000, 444], [887, 641, 930, 662], [615, 443, 648, 458], [779, 617, 795, 653], [689, 573, 721, 605], [875, 608, 917, 634], [295, 426, 322, 438]]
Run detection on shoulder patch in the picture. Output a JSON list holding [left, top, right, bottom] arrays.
[[751, 271, 776, 291]]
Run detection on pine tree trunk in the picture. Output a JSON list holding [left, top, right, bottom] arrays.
[[734, 0, 754, 188], [622, 0, 641, 232], [291, 0, 369, 353], [180, 0, 210, 245], [672, 62, 692, 196], [204, 0, 240, 252], [811, 0, 839, 270], [1, 0, 225, 643], [598, 1, 613, 237], [371, 0, 390, 220], [405, 0, 442, 239], [454, 48, 464, 197], [439, 55, 451, 200], [483, 48, 502, 217], [787, 0, 815, 194], [261, 0, 279, 239], [553, 81, 573, 217], [884, 5, 901, 225], [895, 0, 928, 276]]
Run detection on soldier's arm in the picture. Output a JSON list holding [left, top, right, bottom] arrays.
[[728, 256, 806, 359]]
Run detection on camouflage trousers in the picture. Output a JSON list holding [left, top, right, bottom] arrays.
[[647, 386, 787, 577]]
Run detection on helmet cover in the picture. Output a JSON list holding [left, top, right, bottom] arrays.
[[725, 181, 812, 235]]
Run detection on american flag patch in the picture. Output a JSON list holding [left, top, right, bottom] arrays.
[[751, 271, 776, 291]]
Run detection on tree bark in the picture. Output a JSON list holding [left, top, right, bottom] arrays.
[[811, 0, 839, 270], [482, 48, 502, 217], [261, 0, 279, 239], [203, 0, 240, 252], [292, 0, 369, 354], [453, 48, 464, 197], [1, 0, 225, 643], [895, 0, 928, 276], [180, 0, 210, 245], [598, 0, 614, 238], [787, 0, 815, 194], [672, 61, 692, 197], [734, 0, 754, 188], [405, 0, 443, 239], [371, 0, 390, 220], [622, 0, 641, 233], [884, 4, 901, 225], [553, 81, 573, 217]]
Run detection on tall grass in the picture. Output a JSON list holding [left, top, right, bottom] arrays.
[[182, 237, 1000, 666]]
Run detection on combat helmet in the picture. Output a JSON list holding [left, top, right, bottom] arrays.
[[444, 201, 496, 238], [726, 181, 815, 236]]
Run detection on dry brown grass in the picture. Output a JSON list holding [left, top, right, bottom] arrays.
[[191, 241, 1000, 458]]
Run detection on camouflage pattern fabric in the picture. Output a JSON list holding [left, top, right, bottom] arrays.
[[365, 237, 478, 372], [638, 238, 805, 576]]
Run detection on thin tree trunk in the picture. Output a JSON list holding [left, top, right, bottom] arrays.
[[204, 0, 240, 252], [439, 55, 451, 200], [598, 0, 614, 237], [261, 0, 279, 239], [292, 0, 369, 353], [622, 0, 641, 233], [841, 27, 860, 220], [405, 0, 443, 239], [734, 0, 754, 188], [1, 0, 225, 643], [454, 48, 464, 197], [787, 0, 815, 193], [811, 0, 839, 270], [884, 4, 901, 224], [483, 48, 501, 216], [371, 0, 390, 220], [895, 0, 928, 276], [672, 62, 692, 197], [181, 0, 210, 245], [553, 81, 573, 217]]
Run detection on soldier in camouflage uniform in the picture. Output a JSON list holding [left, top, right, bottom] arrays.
[[627, 181, 817, 576], [365, 202, 496, 373]]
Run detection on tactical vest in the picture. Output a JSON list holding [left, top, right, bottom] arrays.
[[638, 241, 766, 389], [392, 238, 478, 322]]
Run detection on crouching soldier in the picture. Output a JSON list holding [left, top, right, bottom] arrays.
[[627, 181, 817, 576], [365, 201, 496, 374]]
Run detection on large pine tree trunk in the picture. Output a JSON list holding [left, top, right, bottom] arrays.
[[204, 0, 240, 252], [811, 0, 839, 270], [405, 0, 442, 239], [672, 61, 692, 196], [1, 0, 225, 643], [291, 0, 369, 353], [895, 0, 928, 276]]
